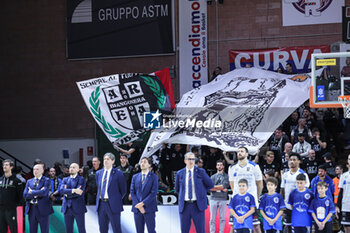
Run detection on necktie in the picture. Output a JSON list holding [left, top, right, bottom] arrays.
[[101, 171, 108, 198], [67, 178, 72, 207], [188, 170, 193, 200], [142, 174, 146, 185], [34, 178, 39, 188], [33, 178, 39, 204]]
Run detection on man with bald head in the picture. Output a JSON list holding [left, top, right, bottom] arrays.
[[60, 163, 87, 233], [280, 142, 293, 164], [23, 163, 53, 233]]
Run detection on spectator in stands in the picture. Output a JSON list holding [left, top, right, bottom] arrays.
[[277, 67, 284, 73], [285, 62, 296, 74], [150, 163, 168, 193], [302, 108, 316, 130], [310, 164, 335, 198], [291, 118, 312, 143], [170, 144, 186, 184], [159, 144, 172, 191], [48, 167, 62, 204], [15, 166, 26, 183], [268, 127, 289, 161], [314, 108, 327, 133], [79, 165, 90, 182], [281, 142, 293, 164], [191, 146, 200, 157], [283, 111, 299, 137], [281, 152, 291, 175], [302, 150, 319, 181], [59, 166, 70, 180], [116, 154, 133, 204], [223, 151, 236, 166], [204, 147, 223, 176], [210, 66, 222, 82], [333, 164, 343, 205], [86, 160, 93, 169], [196, 157, 204, 169], [322, 152, 336, 178], [341, 58, 350, 77], [323, 108, 345, 159], [310, 128, 327, 162], [261, 170, 280, 194], [115, 142, 140, 168], [292, 133, 311, 158], [53, 162, 63, 178], [86, 156, 101, 205], [259, 151, 280, 179]]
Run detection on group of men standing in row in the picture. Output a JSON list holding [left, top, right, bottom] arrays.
[[0, 150, 216, 233], [0, 153, 158, 233]]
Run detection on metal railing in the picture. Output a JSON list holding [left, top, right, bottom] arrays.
[[0, 148, 32, 172]]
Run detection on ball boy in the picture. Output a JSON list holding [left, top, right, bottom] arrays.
[[309, 181, 335, 233], [288, 173, 314, 233], [228, 179, 256, 233], [259, 177, 285, 233]]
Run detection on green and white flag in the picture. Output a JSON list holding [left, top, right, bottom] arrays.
[[77, 70, 173, 145]]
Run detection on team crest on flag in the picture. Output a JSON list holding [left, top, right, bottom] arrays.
[[77, 69, 174, 145]]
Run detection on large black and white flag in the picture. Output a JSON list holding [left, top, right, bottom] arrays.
[[142, 67, 318, 156]]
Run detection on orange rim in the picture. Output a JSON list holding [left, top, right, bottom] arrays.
[[309, 86, 342, 108]]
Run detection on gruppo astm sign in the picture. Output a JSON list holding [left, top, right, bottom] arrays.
[[67, 0, 174, 59]]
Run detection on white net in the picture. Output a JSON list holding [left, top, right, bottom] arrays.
[[338, 96, 350, 119]]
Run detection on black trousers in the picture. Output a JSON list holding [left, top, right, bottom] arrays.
[[0, 207, 17, 233], [87, 193, 97, 205]]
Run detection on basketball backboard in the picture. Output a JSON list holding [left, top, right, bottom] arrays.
[[310, 52, 350, 108]]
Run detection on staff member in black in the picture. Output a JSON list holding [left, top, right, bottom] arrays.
[[0, 159, 23, 233]]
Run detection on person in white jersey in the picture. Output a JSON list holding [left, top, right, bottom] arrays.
[[280, 153, 310, 233], [337, 154, 350, 233], [228, 147, 263, 233]]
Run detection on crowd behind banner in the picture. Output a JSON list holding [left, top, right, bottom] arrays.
[[1, 98, 350, 233], [2, 61, 350, 232]]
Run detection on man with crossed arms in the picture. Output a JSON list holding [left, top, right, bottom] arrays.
[[60, 163, 87, 233]]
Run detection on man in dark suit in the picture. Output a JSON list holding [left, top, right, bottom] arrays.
[[96, 152, 127, 233], [130, 157, 158, 233], [60, 163, 87, 233], [23, 163, 54, 233], [175, 152, 214, 233]]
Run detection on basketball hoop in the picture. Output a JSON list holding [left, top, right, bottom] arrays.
[[338, 96, 350, 118]]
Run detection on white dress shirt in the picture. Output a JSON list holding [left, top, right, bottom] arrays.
[[184, 167, 197, 201], [101, 168, 112, 199]]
